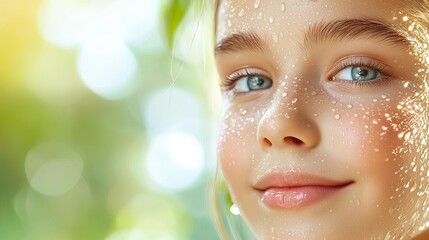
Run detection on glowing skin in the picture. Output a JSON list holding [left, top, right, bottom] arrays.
[[215, 0, 429, 239]]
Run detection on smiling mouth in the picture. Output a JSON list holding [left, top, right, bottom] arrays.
[[253, 172, 354, 209]]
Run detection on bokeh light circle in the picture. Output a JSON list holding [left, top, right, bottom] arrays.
[[25, 142, 83, 197], [77, 35, 137, 100], [38, 0, 160, 48], [145, 131, 205, 192], [105, 229, 148, 240], [143, 87, 203, 136]]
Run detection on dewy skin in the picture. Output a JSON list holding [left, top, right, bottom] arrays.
[[215, 0, 429, 239]]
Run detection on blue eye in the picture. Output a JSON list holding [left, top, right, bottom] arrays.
[[235, 75, 273, 92], [335, 66, 379, 81]]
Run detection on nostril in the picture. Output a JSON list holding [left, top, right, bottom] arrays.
[[284, 136, 304, 145], [263, 138, 273, 147]]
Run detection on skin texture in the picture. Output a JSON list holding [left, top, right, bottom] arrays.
[[215, 0, 429, 239]]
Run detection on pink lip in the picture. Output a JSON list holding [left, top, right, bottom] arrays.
[[253, 172, 354, 209]]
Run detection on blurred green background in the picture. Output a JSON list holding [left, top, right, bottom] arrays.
[[0, 0, 221, 239]]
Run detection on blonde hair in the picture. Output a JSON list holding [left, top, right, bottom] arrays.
[[212, 167, 230, 240]]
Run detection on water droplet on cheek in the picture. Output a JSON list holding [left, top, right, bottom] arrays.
[[334, 114, 340, 120], [404, 81, 410, 88], [254, 0, 261, 8], [227, 20, 232, 27], [240, 108, 247, 115], [239, 9, 245, 17], [347, 104, 353, 109], [280, 3, 286, 12], [269, 16, 274, 23], [281, 92, 287, 97], [284, 113, 290, 119]]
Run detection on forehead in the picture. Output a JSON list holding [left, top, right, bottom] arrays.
[[216, 0, 409, 42]]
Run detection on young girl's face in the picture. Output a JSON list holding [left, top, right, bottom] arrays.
[[215, 0, 429, 239]]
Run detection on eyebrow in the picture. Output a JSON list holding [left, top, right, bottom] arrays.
[[215, 31, 267, 55], [303, 18, 411, 50], [215, 18, 411, 55]]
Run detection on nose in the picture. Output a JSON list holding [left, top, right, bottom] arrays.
[[257, 98, 320, 150]]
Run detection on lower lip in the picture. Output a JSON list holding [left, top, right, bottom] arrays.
[[260, 185, 350, 209]]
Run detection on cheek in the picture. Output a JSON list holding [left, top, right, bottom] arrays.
[[325, 99, 406, 205], [217, 107, 260, 197], [331, 87, 429, 226]]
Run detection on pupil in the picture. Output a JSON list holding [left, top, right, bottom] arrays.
[[249, 76, 263, 88], [358, 68, 369, 77], [351, 66, 376, 81]]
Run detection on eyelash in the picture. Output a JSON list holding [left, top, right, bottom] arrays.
[[221, 57, 392, 91], [328, 57, 392, 88], [220, 68, 270, 91]]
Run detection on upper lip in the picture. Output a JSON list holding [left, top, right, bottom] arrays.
[[253, 172, 354, 190]]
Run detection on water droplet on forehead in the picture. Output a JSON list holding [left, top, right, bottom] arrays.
[[280, 3, 286, 12], [334, 114, 340, 120], [254, 0, 261, 8], [311, 91, 317, 96], [291, 98, 298, 103], [257, 12, 263, 19], [347, 104, 353, 109], [269, 16, 274, 23]]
